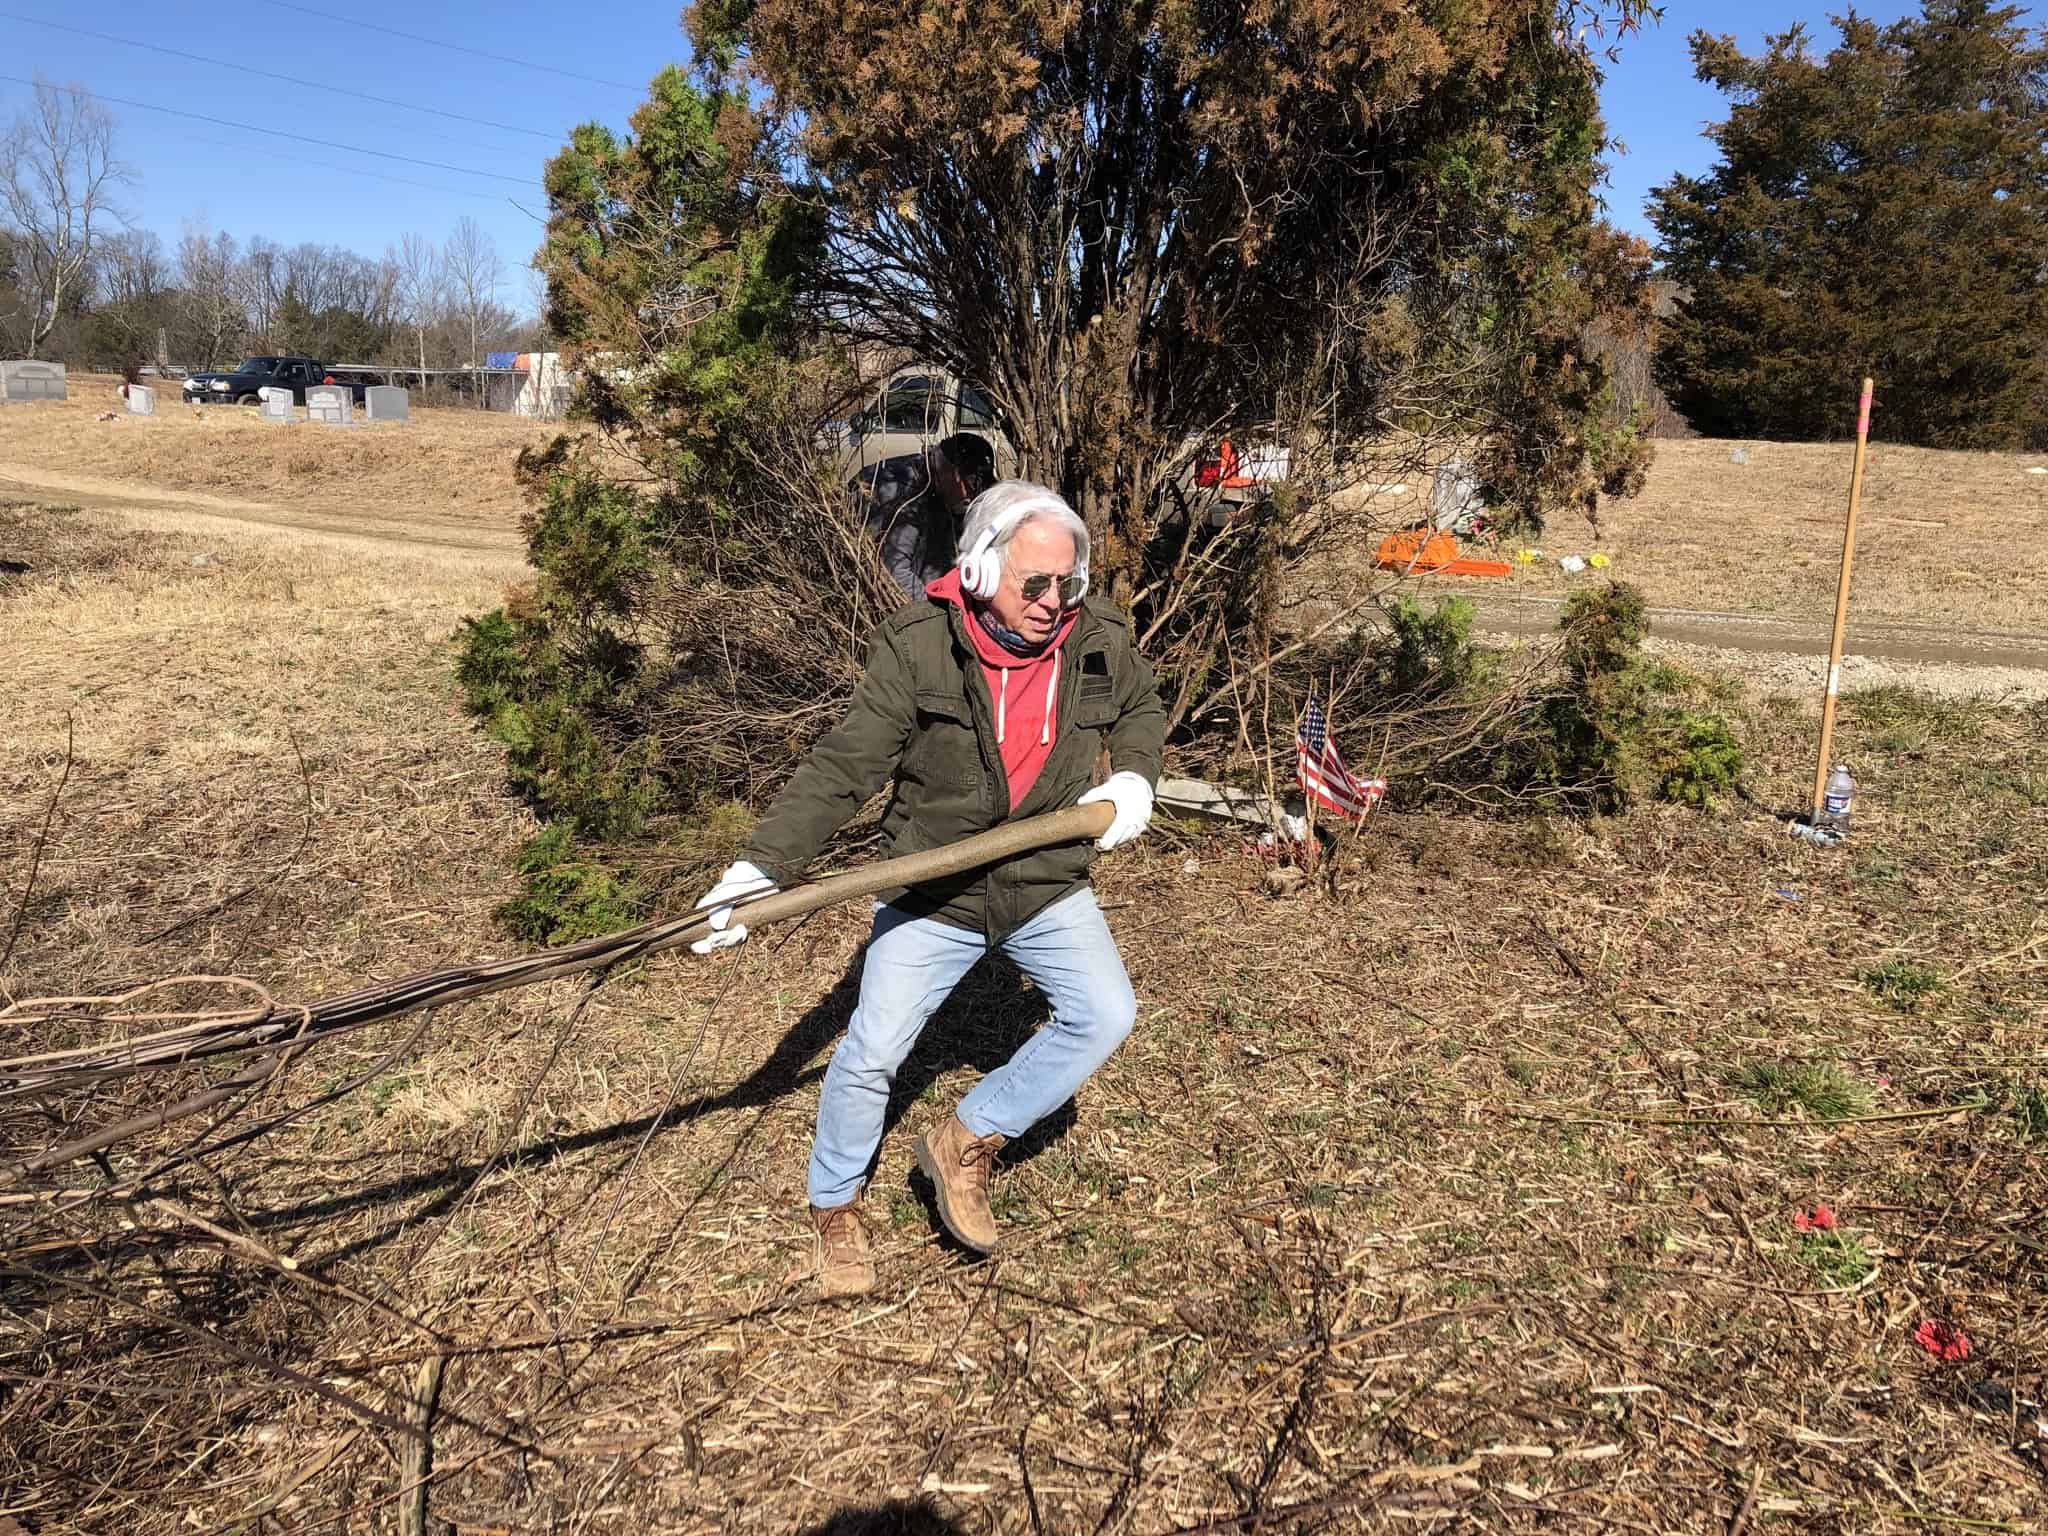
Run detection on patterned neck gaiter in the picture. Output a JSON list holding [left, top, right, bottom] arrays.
[[973, 602, 1046, 657]]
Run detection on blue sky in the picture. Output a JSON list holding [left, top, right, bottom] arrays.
[[0, 2, 686, 312], [0, 2, 1964, 313]]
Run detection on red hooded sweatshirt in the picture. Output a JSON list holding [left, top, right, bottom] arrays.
[[926, 568, 1079, 810]]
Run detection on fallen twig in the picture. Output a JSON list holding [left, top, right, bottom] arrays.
[[1, 713, 72, 981], [1505, 1103, 1978, 1131], [398, 1354, 446, 1536]]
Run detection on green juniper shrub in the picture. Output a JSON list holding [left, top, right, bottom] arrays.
[[1375, 594, 1493, 700], [1275, 582, 1740, 817], [1532, 581, 1745, 810], [496, 823, 651, 945], [456, 466, 666, 929]]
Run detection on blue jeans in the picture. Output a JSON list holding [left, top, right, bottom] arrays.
[[808, 887, 1137, 1208]]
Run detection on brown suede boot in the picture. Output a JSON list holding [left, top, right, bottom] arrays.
[[915, 1113, 1005, 1254], [809, 1197, 875, 1297]]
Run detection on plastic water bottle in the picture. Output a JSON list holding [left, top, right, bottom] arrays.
[[1821, 764, 1855, 833]]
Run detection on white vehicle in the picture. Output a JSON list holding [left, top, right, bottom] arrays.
[[825, 369, 1018, 498]]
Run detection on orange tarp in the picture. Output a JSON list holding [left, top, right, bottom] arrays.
[[1373, 528, 1510, 579]]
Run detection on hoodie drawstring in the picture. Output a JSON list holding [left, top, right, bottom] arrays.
[[991, 650, 1058, 746], [1041, 646, 1060, 746]]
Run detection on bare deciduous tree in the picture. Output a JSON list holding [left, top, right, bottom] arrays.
[[0, 77, 129, 358], [175, 226, 246, 370], [238, 236, 283, 348], [444, 215, 504, 372], [393, 231, 448, 386], [89, 227, 168, 362]]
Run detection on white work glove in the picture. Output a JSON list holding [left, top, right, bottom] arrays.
[[690, 860, 775, 954], [1077, 771, 1155, 852]]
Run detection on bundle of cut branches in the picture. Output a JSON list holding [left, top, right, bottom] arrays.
[[1, 803, 1112, 1191]]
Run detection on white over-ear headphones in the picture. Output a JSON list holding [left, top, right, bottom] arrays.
[[957, 496, 1087, 602]]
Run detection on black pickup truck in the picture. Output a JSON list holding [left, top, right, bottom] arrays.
[[181, 356, 371, 407]]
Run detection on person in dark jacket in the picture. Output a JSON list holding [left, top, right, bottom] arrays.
[[692, 480, 1166, 1295], [869, 432, 997, 599]]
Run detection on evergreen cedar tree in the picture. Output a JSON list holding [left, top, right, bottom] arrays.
[[541, 1, 1657, 585], [1651, 1, 2048, 448], [537, 66, 824, 502]]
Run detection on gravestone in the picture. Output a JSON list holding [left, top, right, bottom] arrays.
[[0, 360, 66, 402], [305, 384, 352, 426], [258, 386, 296, 422], [124, 383, 156, 415], [363, 385, 409, 422], [1430, 455, 1483, 532]]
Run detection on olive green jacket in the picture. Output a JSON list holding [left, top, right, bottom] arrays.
[[743, 595, 1167, 940]]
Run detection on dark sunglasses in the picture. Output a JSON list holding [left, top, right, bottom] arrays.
[[1019, 571, 1086, 607]]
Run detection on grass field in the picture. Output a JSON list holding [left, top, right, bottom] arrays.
[[1480, 437, 2048, 635], [6, 378, 2048, 634], [1, 407, 2045, 1532], [0, 371, 557, 543], [1328, 436, 2048, 639]]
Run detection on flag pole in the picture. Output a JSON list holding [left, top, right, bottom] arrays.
[[1812, 376, 1873, 822]]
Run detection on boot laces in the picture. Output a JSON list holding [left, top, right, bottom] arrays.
[[957, 1133, 1001, 1187], [817, 1205, 862, 1251]]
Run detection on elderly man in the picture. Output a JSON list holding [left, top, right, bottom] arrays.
[[869, 432, 998, 599], [693, 481, 1165, 1295]]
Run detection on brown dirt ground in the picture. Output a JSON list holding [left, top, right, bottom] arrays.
[[2, 487, 2044, 1532]]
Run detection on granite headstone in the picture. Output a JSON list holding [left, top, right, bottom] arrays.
[[363, 385, 409, 422], [0, 360, 66, 402], [306, 384, 352, 426]]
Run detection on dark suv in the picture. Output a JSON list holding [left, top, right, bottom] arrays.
[[182, 357, 367, 407]]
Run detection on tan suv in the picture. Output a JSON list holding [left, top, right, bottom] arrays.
[[826, 368, 1292, 528], [828, 370, 1019, 497]]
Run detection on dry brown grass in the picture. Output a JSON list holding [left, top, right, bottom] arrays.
[[0, 371, 559, 546], [2, 487, 2044, 1534], [1341, 437, 2048, 636], [9, 378, 2045, 636]]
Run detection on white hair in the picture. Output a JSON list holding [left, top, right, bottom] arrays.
[[955, 479, 1090, 582]]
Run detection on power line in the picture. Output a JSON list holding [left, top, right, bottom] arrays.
[[0, 75, 537, 187], [170, 123, 509, 208], [0, 13, 563, 144], [255, 0, 641, 91]]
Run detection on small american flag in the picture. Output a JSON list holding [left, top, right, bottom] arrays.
[[1296, 697, 1386, 819]]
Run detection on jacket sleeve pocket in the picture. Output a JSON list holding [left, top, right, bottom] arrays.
[[1073, 650, 1119, 728]]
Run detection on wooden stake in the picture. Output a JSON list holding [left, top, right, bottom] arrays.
[[1813, 376, 1874, 820]]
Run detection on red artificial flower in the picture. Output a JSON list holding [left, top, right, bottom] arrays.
[[1792, 1204, 1838, 1233], [1914, 1319, 1971, 1362]]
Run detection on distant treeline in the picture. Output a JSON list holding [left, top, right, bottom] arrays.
[[0, 217, 538, 373]]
